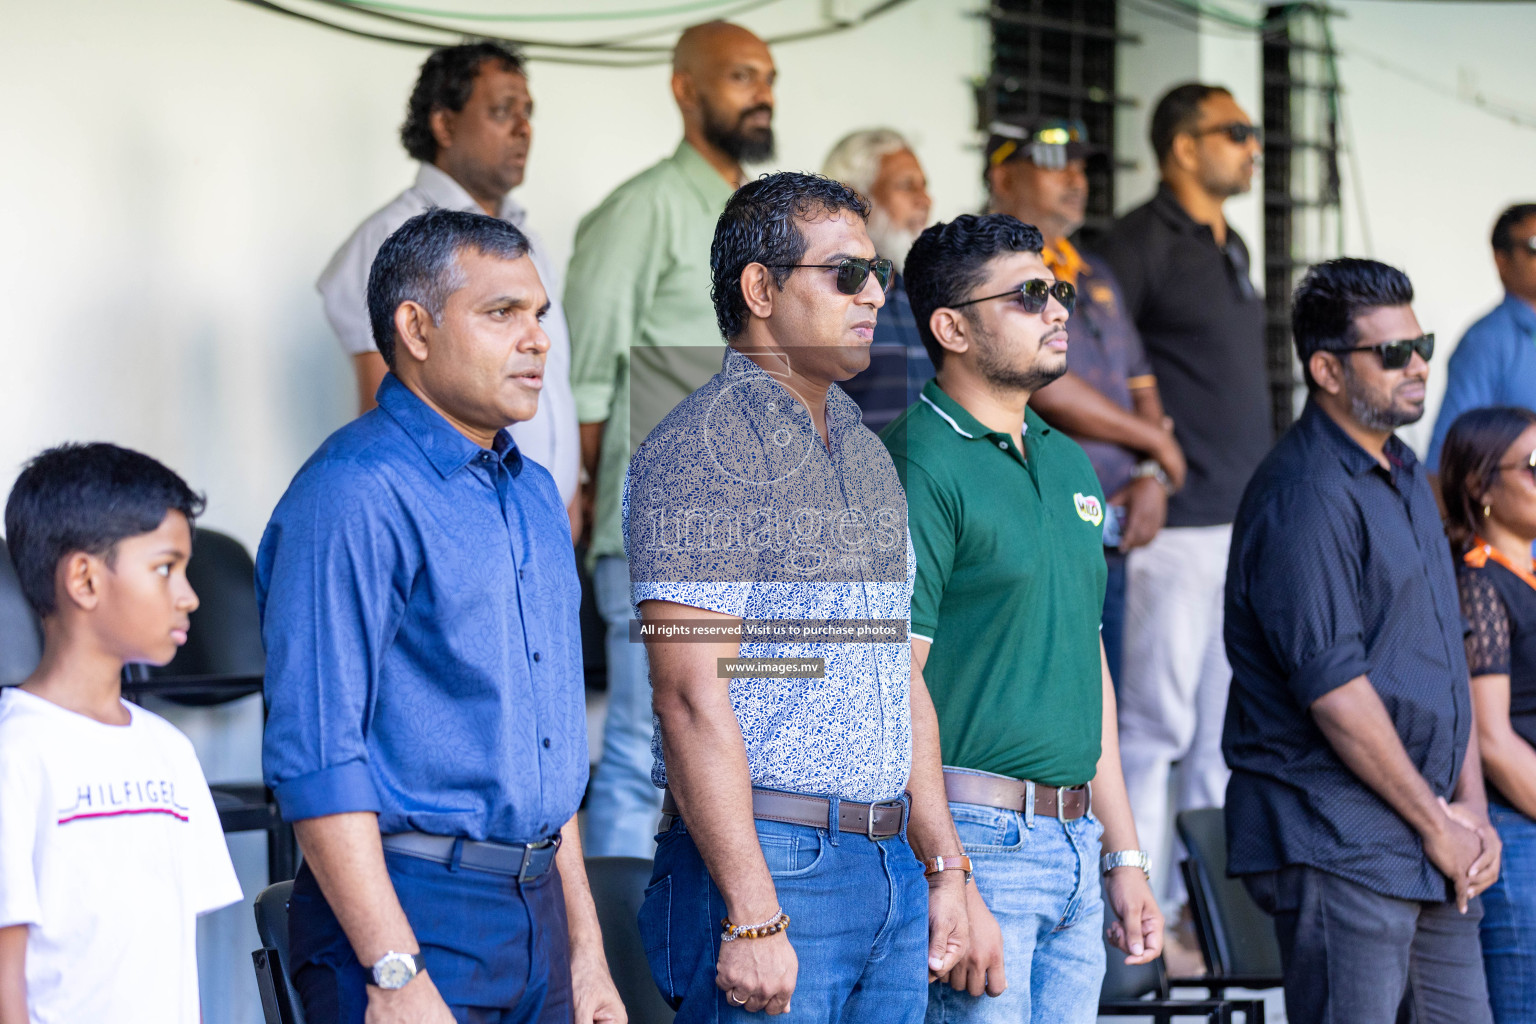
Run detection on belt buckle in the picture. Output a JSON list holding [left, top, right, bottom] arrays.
[[1056, 785, 1067, 820], [518, 834, 560, 882], [866, 799, 902, 841]]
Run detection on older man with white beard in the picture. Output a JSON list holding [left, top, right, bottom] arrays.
[[823, 128, 934, 432]]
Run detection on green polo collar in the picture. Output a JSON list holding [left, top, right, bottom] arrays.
[[671, 140, 737, 208], [917, 378, 1051, 447]]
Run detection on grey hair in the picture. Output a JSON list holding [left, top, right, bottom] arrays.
[[821, 128, 913, 200]]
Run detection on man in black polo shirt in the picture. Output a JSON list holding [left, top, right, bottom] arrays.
[[1097, 83, 1268, 914], [1225, 258, 1500, 1024]]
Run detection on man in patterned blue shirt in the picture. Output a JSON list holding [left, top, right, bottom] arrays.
[[258, 210, 624, 1024], [627, 172, 970, 1022]]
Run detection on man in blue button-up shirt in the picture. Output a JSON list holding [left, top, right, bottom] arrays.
[[1427, 203, 1536, 470], [258, 210, 623, 1024]]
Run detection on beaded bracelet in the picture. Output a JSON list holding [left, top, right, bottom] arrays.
[[720, 909, 790, 942]]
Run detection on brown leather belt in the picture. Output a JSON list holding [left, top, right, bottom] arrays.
[[660, 787, 907, 840], [943, 769, 1092, 820]]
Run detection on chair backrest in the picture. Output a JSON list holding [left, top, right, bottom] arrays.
[[144, 527, 265, 704], [585, 856, 676, 1024], [253, 881, 305, 1024], [0, 537, 43, 687], [1176, 807, 1284, 978]]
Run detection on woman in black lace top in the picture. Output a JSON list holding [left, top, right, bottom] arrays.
[[1442, 405, 1536, 1023]]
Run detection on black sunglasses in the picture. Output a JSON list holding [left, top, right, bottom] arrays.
[[952, 278, 1077, 315], [1194, 121, 1262, 146], [769, 257, 894, 295], [1333, 333, 1435, 370]]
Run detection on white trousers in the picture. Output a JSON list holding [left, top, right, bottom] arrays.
[[1117, 524, 1233, 906]]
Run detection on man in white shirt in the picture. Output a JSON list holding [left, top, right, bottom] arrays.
[[317, 42, 580, 513]]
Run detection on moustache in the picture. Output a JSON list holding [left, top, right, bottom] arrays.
[[737, 104, 774, 126]]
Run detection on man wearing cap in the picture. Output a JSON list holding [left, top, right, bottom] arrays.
[[885, 213, 1163, 1024], [1096, 83, 1268, 924], [823, 128, 936, 433], [984, 117, 1186, 686], [566, 21, 776, 860]]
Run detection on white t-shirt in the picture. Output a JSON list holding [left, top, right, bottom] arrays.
[[0, 688, 243, 1024]]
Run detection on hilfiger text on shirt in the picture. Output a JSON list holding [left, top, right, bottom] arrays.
[[57, 778, 190, 825]]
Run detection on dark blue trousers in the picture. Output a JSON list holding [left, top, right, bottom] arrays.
[[289, 848, 572, 1024]]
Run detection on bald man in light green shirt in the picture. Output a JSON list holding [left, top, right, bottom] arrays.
[[567, 21, 776, 858]]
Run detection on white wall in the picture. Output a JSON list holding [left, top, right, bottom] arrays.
[[1330, 0, 1536, 453], [0, 2, 987, 1021]]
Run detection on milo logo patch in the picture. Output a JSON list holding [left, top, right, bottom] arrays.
[[1074, 492, 1104, 526]]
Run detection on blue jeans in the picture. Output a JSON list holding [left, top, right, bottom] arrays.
[[926, 792, 1106, 1024], [288, 850, 571, 1024], [1484, 801, 1536, 1023], [584, 555, 663, 858], [640, 806, 930, 1024]]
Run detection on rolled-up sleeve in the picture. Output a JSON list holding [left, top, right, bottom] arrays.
[[257, 460, 408, 821], [1241, 483, 1372, 707], [564, 189, 666, 424]]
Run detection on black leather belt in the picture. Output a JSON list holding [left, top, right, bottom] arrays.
[[381, 831, 561, 881], [660, 786, 907, 840]]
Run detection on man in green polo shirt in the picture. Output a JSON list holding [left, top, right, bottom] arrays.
[[565, 20, 774, 858], [883, 214, 1163, 1023]]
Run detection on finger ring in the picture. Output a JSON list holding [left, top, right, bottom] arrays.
[[728, 992, 747, 1005]]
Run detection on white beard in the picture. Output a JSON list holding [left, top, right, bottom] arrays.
[[866, 206, 923, 277]]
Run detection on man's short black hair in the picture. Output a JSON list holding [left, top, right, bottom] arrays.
[[903, 213, 1045, 371], [709, 171, 870, 340], [4, 443, 204, 618], [1150, 82, 1231, 166], [366, 208, 531, 367], [1492, 202, 1536, 252], [1291, 257, 1415, 391], [400, 42, 525, 164]]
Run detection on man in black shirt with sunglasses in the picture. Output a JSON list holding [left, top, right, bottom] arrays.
[[1224, 258, 1498, 1024], [1096, 83, 1269, 930]]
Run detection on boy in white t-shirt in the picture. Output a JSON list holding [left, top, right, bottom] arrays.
[[0, 443, 243, 1024]]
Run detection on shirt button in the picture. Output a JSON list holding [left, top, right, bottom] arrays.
[[518, 569, 526, 581], [479, 452, 492, 463], [533, 651, 541, 662], [542, 738, 551, 748], [998, 441, 1008, 450]]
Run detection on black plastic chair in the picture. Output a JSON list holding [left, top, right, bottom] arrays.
[[0, 537, 43, 687], [585, 856, 675, 1024], [1098, 887, 1265, 1022], [121, 527, 297, 881], [1174, 808, 1285, 995], [253, 880, 306, 1024]]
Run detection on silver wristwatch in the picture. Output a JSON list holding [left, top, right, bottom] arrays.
[[370, 951, 423, 990], [1101, 849, 1152, 879]]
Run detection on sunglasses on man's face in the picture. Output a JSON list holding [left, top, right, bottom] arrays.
[[1194, 121, 1263, 146], [1334, 333, 1435, 371], [952, 278, 1077, 316], [770, 257, 894, 295]]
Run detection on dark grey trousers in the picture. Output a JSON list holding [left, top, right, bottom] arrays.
[[1243, 864, 1492, 1024]]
